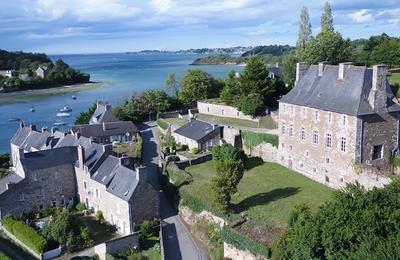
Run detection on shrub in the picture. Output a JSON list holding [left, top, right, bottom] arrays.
[[0, 251, 9, 260], [96, 210, 106, 225], [2, 217, 47, 254], [39, 207, 57, 218], [156, 119, 169, 130], [242, 130, 279, 148], [80, 227, 94, 248], [135, 134, 143, 159], [75, 202, 86, 212], [191, 147, 199, 154], [140, 220, 153, 238], [222, 226, 270, 258]]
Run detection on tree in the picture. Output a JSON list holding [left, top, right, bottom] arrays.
[[179, 69, 215, 106], [220, 70, 240, 106], [239, 56, 270, 95], [75, 102, 97, 124], [321, 1, 334, 33], [211, 144, 246, 210], [369, 39, 400, 66], [281, 55, 298, 87], [165, 73, 179, 97], [238, 94, 264, 116], [143, 89, 171, 116], [301, 30, 351, 64], [272, 180, 400, 259], [296, 7, 312, 57]]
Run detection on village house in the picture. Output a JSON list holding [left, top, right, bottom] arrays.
[[35, 66, 48, 78], [172, 119, 222, 152], [278, 62, 400, 189], [0, 70, 18, 78]]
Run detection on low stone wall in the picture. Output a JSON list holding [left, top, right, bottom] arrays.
[[223, 126, 242, 149], [173, 153, 213, 170], [198, 101, 259, 122], [224, 242, 265, 260], [94, 232, 140, 260], [244, 143, 278, 163]]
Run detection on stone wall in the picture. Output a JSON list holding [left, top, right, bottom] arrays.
[[224, 242, 264, 260], [173, 153, 213, 170], [0, 164, 77, 218], [244, 143, 278, 163], [94, 232, 140, 260], [198, 101, 259, 122], [223, 126, 242, 149]]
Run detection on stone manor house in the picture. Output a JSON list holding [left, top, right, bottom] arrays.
[[278, 62, 400, 189], [0, 103, 158, 235]]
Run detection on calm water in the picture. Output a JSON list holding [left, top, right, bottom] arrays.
[[0, 53, 241, 153]]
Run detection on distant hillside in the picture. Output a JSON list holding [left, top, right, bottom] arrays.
[[241, 45, 295, 57], [191, 54, 241, 65], [0, 50, 51, 70]]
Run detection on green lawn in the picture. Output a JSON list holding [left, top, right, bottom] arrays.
[[80, 215, 119, 245], [113, 142, 136, 158], [182, 160, 334, 245], [389, 73, 400, 85], [195, 113, 277, 129], [162, 117, 188, 126]]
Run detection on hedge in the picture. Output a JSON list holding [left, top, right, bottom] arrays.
[[156, 119, 169, 130], [242, 130, 279, 148], [0, 252, 9, 260], [2, 217, 47, 254], [221, 226, 270, 258]]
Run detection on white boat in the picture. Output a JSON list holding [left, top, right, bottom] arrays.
[[53, 122, 66, 126], [30, 107, 35, 112], [72, 95, 76, 100], [56, 112, 70, 117], [59, 106, 72, 112]]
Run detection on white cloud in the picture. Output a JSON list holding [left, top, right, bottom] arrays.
[[349, 9, 374, 23], [34, 0, 141, 21], [151, 0, 173, 13]]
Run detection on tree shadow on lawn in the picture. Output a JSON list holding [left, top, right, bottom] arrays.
[[245, 157, 264, 171], [234, 187, 301, 213]]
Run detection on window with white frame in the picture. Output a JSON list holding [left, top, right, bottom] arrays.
[[342, 115, 347, 126], [314, 110, 319, 121], [302, 107, 307, 118], [372, 144, 383, 160], [326, 133, 332, 148], [289, 125, 293, 137], [300, 127, 306, 141], [313, 130, 319, 145], [340, 137, 346, 152], [328, 112, 332, 123], [281, 125, 286, 135]]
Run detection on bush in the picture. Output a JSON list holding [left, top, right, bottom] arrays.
[[242, 130, 279, 148], [96, 210, 106, 225], [2, 217, 47, 254], [80, 227, 94, 248], [191, 147, 199, 154], [222, 226, 270, 258], [135, 134, 143, 159], [75, 202, 86, 212], [39, 207, 57, 218], [238, 94, 264, 116], [156, 119, 169, 130], [140, 220, 153, 238], [0, 251, 9, 260]]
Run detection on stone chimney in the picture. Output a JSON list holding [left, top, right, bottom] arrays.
[[295, 63, 308, 85], [368, 64, 388, 112], [29, 124, 36, 132], [77, 145, 85, 170], [105, 104, 111, 111], [136, 166, 147, 184], [41, 126, 48, 133], [102, 144, 113, 154], [51, 127, 58, 134], [19, 121, 24, 128], [338, 62, 353, 80], [102, 122, 106, 131], [318, 61, 330, 77]]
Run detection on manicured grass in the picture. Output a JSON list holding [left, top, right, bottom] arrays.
[[80, 215, 118, 245], [163, 117, 188, 126], [156, 119, 169, 130], [182, 160, 334, 245], [195, 113, 277, 129], [388, 73, 400, 85], [113, 142, 137, 158]]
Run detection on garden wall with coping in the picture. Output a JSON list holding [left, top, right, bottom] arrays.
[[198, 101, 260, 122], [173, 153, 213, 170], [243, 142, 278, 163], [94, 232, 140, 260]]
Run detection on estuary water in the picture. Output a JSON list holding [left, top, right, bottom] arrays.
[[0, 53, 241, 153]]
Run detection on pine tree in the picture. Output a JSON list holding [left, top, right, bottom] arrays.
[[296, 6, 312, 57], [321, 2, 334, 32]]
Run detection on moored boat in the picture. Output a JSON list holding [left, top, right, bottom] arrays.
[[56, 112, 70, 117]]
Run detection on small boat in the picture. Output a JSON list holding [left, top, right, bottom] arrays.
[[72, 95, 76, 100], [56, 112, 70, 117], [8, 118, 21, 122], [53, 122, 66, 126], [59, 106, 72, 112], [30, 107, 35, 112]]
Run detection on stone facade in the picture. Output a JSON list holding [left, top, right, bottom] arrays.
[[245, 142, 278, 163], [198, 101, 259, 122], [0, 163, 76, 218], [94, 232, 140, 260], [172, 127, 222, 152]]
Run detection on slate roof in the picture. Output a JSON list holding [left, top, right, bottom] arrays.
[[174, 119, 221, 141], [75, 137, 106, 171], [10, 125, 52, 150], [20, 146, 77, 171], [280, 64, 400, 116], [71, 121, 138, 139], [91, 155, 138, 201], [0, 173, 23, 195], [267, 67, 282, 78], [89, 102, 119, 125]]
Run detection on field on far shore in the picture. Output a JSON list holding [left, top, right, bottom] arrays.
[[0, 82, 110, 106]]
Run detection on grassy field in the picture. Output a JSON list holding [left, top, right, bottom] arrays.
[[0, 82, 110, 105], [113, 142, 136, 158], [182, 160, 333, 245], [80, 215, 119, 244], [195, 113, 277, 129], [389, 73, 400, 85], [162, 117, 188, 126]]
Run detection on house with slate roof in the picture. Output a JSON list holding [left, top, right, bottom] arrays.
[[278, 62, 400, 189], [89, 101, 119, 125], [172, 119, 222, 152], [35, 66, 48, 78]]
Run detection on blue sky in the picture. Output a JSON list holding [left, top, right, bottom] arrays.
[[0, 0, 399, 54]]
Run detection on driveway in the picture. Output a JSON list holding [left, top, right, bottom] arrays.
[[138, 122, 208, 260]]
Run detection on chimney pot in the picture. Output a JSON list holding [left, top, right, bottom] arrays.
[[318, 61, 330, 77], [19, 121, 24, 128], [29, 124, 36, 132]]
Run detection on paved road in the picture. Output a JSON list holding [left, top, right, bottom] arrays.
[[138, 122, 208, 260]]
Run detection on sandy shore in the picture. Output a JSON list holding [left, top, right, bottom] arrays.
[[0, 82, 111, 105]]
